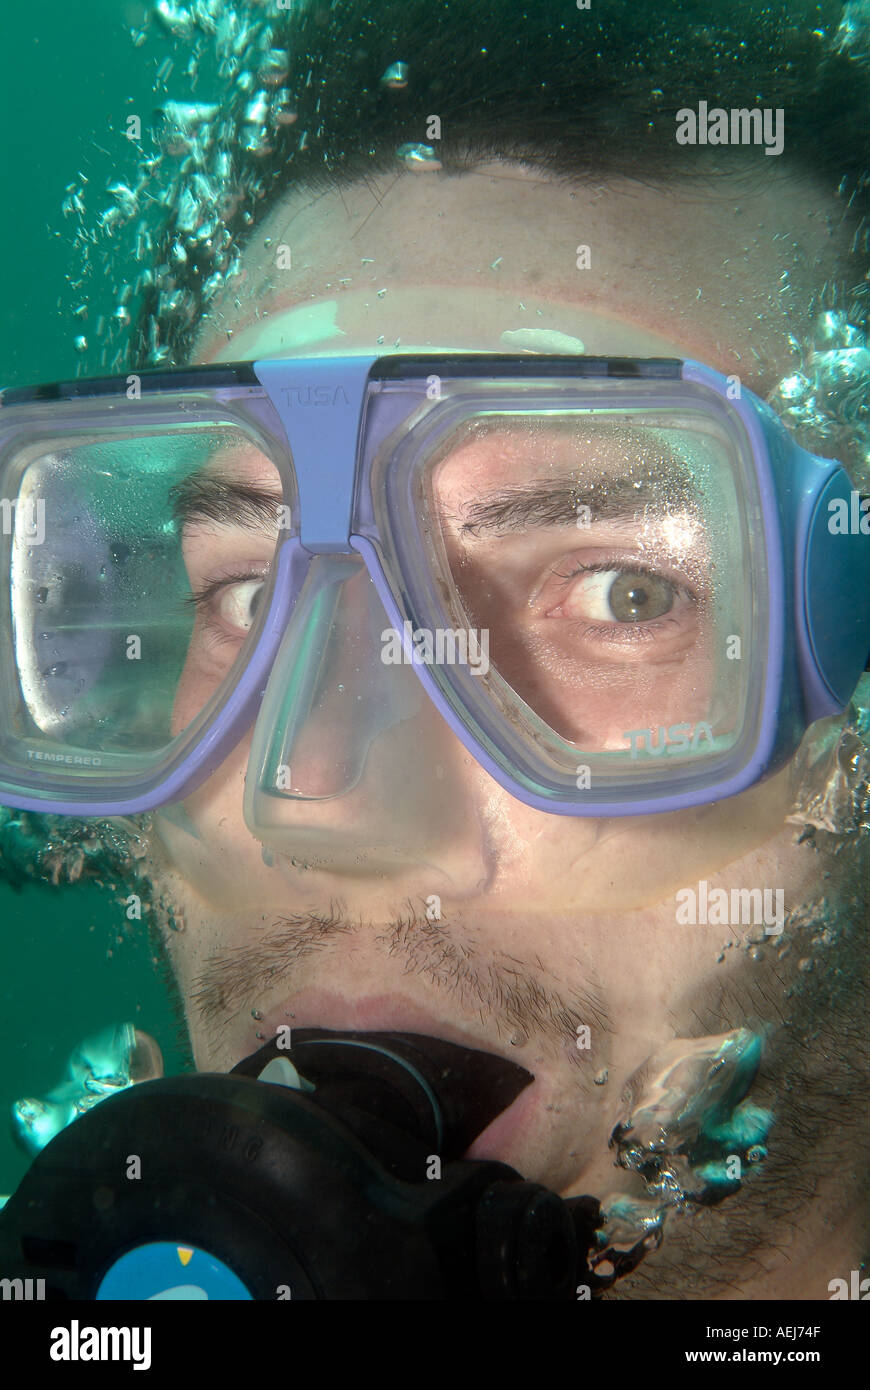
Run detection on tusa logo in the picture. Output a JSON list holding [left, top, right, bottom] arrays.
[[624, 722, 714, 759], [281, 385, 351, 407]]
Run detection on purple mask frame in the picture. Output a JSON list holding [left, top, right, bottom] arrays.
[[1, 352, 868, 819]]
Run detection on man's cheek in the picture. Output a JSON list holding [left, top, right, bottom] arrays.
[[536, 767, 795, 916]]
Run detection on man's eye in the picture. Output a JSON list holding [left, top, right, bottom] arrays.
[[189, 575, 268, 635], [214, 579, 266, 633], [549, 566, 677, 623]]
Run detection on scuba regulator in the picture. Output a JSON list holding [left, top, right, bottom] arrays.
[[0, 1028, 651, 1299]]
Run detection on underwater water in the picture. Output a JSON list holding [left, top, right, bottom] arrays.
[[0, 3, 189, 1197]]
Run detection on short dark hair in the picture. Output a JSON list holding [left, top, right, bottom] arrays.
[[133, 0, 870, 369]]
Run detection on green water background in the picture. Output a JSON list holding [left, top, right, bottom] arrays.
[[0, 1, 193, 1196]]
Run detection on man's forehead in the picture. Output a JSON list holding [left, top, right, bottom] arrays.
[[195, 162, 859, 393]]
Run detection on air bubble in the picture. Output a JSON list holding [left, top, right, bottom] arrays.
[[509, 1030, 528, 1047], [258, 50, 289, 87], [396, 142, 442, 172], [272, 91, 297, 125], [381, 62, 409, 89]]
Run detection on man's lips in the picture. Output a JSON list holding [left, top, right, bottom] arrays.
[[253, 989, 542, 1163]]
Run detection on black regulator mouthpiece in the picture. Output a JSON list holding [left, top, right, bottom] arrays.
[[0, 1030, 615, 1300]]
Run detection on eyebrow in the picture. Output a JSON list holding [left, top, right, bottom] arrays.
[[169, 472, 285, 532], [458, 472, 698, 537]]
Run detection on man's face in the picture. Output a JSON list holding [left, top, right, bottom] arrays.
[[144, 163, 867, 1294]]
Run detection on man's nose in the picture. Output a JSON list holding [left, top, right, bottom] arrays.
[[243, 555, 496, 891]]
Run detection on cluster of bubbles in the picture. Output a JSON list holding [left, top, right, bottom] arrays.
[[595, 1028, 773, 1263], [769, 305, 870, 493], [0, 804, 186, 942], [787, 681, 870, 839], [60, 0, 439, 376], [0, 808, 148, 888], [63, 0, 305, 373], [835, 0, 870, 62]]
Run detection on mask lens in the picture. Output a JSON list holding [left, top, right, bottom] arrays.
[[365, 377, 767, 807], [5, 424, 283, 778], [426, 411, 749, 759]]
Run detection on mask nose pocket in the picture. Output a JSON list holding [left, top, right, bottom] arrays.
[[243, 554, 426, 840]]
